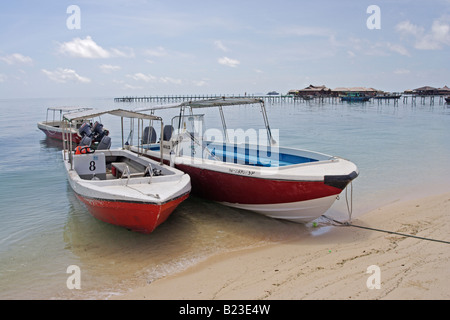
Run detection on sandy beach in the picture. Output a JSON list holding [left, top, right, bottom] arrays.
[[115, 192, 450, 300]]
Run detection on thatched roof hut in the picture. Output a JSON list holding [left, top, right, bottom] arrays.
[[331, 87, 381, 96], [412, 86, 438, 95], [290, 84, 332, 97], [437, 85, 450, 95]]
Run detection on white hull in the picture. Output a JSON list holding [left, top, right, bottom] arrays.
[[220, 195, 338, 223]]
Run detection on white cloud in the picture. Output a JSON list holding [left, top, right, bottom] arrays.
[[218, 56, 240, 67], [0, 74, 6, 82], [127, 73, 156, 82], [59, 36, 109, 58], [58, 36, 134, 58], [127, 73, 182, 85], [100, 64, 121, 73], [385, 43, 410, 56], [348, 38, 410, 57], [160, 76, 182, 85], [276, 26, 333, 38], [144, 46, 168, 57], [143, 46, 193, 63], [0, 53, 33, 65], [42, 68, 91, 83], [396, 17, 450, 50], [110, 48, 135, 58], [193, 80, 208, 87], [214, 40, 229, 52], [396, 20, 424, 37]]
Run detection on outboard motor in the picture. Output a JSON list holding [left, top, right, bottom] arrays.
[[97, 135, 111, 150], [92, 121, 108, 142], [79, 122, 92, 137], [79, 135, 92, 147]]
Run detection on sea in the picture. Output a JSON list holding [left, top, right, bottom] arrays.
[[1, 96, 449, 300]]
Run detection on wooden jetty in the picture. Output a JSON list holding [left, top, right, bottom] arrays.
[[113, 94, 347, 104], [114, 94, 298, 103], [114, 93, 445, 106]]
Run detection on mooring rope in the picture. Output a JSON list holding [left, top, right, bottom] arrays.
[[345, 181, 353, 223], [322, 181, 450, 245], [322, 215, 450, 245]]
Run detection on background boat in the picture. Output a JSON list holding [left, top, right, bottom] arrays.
[[340, 93, 370, 102], [37, 106, 92, 143]]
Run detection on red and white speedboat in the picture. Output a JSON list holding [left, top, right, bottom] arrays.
[[37, 106, 93, 143], [133, 98, 358, 223], [62, 109, 191, 234]]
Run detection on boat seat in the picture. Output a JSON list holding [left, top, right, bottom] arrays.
[[163, 125, 174, 141], [111, 162, 146, 178], [142, 126, 157, 144]]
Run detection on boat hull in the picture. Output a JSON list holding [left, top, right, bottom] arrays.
[[176, 163, 343, 204], [221, 195, 338, 223], [138, 145, 358, 223], [75, 193, 189, 233], [341, 97, 370, 102], [38, 122, 81, 143], [64, 149, 191, 233], [176, 163, 351, 223]]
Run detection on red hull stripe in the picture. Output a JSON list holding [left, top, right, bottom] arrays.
[[75, 191, 189, 206], [75, 192, 189, 234], [41, 129, 81, 143], [176, 164, 341, 205]]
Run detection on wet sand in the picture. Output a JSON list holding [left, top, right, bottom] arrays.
[[114, 192, 450, 300]]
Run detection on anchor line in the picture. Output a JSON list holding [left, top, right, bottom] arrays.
[[322, 215, 450, 245]]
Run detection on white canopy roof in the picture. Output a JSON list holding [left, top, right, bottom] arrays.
[[180, 97, 264, 108], [63, 108, 162, 122], [134, 97, 263, 112], [47, 106, 93, 112]]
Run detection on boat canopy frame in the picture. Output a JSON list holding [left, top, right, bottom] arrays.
[[134, 97, 277, 146], [62, 108, 164, 170], [45, 106, 92, 124]]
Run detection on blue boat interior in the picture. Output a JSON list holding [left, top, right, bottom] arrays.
[[144, 143, 318, 167]]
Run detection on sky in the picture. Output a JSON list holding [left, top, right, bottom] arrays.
[[0, 0, 449, 98]]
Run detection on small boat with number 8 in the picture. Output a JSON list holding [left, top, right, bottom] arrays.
[[61, 108, 191, 234]]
